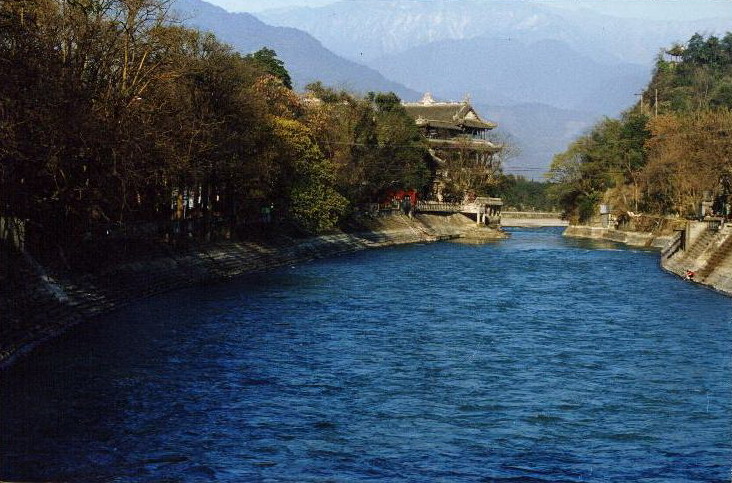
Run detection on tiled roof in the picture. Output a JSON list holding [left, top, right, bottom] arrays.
[[415, 118, 461, 130], [403, 94, 497, 130], [461, 118, 496, 129]]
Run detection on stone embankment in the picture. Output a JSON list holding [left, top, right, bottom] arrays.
[[0, 213, 505, 369], [564, 220, 732, 296], [563, 225, 674, 248], [661, 222, 732, 296]]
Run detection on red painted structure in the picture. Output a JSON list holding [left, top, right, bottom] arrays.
[[381, 189, 418, 206]]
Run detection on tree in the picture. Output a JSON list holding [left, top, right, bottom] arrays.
[[0, 0, 182, 257], [644, 110, 732, 215], [684, 33, 707, 65], [547, 31, 732, 222], [546, 136, 605, 222], [439, 139, 501, 199], [269, 117, 348, 232], [722, 33, 732, 64], [0, 0, 299, 259], [247, 47, 292, 89], [303, 89, 430, 203], [369, 92, 430, 197], [497, 175, 554, 212]]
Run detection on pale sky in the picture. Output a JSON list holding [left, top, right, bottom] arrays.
[[206, 0, 732, 20]]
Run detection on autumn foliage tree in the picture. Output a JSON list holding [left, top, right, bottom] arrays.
[[303, 85, 431, 203], [548, 31, 732, 221], [643, 110, 732, 215], [0, 0, 435, 268]]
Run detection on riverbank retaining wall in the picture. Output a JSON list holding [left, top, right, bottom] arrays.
[[0, 213, 504, 369], [564, 221, 732, 296], [661, 222, 732, 296], [563, 225, 674, 248]]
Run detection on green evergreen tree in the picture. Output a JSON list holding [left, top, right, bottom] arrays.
[[247, 47, 292, 89]]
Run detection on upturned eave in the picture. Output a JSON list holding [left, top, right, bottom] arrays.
[[426, 138, 502, 153]]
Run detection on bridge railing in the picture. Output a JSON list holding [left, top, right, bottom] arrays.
[[704, 217, 723, 231], [415, 201, 463, 213]]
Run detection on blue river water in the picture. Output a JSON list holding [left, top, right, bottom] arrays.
[[1, 227, 731, 481]]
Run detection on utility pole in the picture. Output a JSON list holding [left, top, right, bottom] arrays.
[[655, 88, 658, 116], [635, 92, 644, 115]]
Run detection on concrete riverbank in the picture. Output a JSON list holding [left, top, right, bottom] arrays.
[[563, 225, 674, 248], [0, 213, 505, 369], [661, 222, 732, 296], [564, 221, 732, 296]]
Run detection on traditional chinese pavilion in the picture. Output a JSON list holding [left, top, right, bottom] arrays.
[[403, 93, 501, 201]]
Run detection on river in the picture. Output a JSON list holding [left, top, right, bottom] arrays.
[[1, 227, 730, 481]]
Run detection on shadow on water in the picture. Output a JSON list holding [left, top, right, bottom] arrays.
[[1, 227, 731, 481]]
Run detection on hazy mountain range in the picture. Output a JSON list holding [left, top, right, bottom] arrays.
[[176, 0, 732, 177], [258, 0, 732, 65], [174, 0, 418, 98], [370, 37, 650, 112]]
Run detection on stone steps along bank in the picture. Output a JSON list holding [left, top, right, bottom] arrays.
[[662, 222, 732, 295], [0, 213, 501, 369], [564, 221, 732, 297]]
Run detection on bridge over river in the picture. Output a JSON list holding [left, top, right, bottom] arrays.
[[500, 211, 568, 227], [415, 199, 503, 225], [415, 201, 566, 227]]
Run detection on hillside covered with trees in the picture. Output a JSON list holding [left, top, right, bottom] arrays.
[[495, 175, 555, 212], [547, 32, 732, 223], [0, 0, 475, 268]]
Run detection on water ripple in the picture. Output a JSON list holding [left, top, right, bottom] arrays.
[[1, 227, 731, 481]]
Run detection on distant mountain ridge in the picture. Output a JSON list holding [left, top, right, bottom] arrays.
[[177, 0, 731, 177], [256, 0, 731, 176], [370, 36, 650, 113], [258, 0, 589, 62], [174, 0, 419, 98], [257, 0, 732, 65], [172, 0, 600, 175], [480, 103, 595, 178]]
